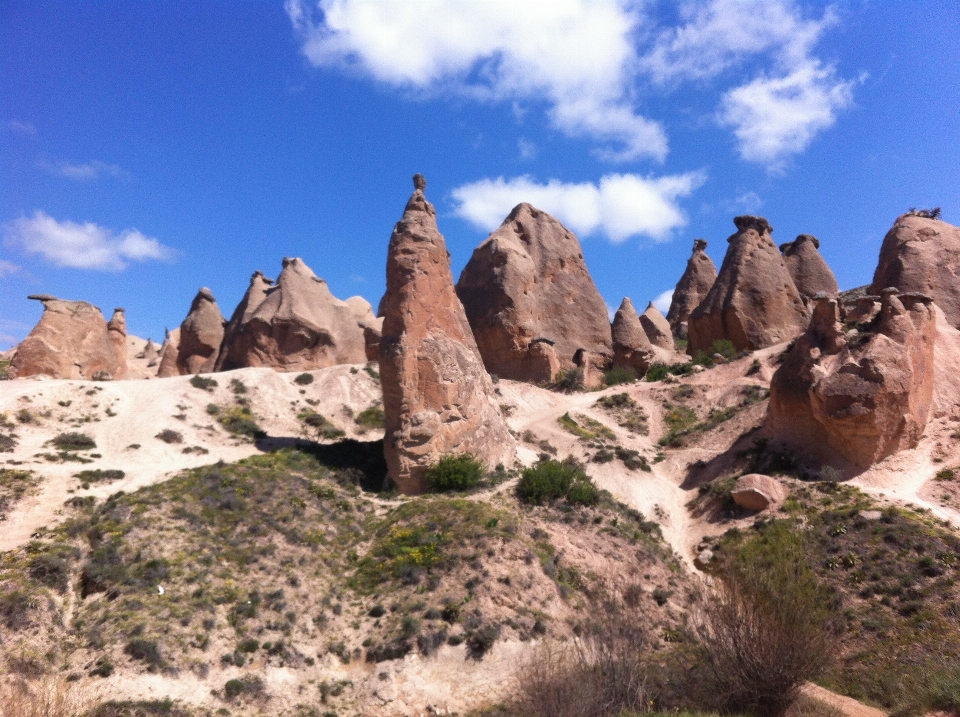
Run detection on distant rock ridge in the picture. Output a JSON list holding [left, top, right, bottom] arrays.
[[176, 288, 226, 375], [666, 238, 717, 339], [380, 175, 514, 494], [456, 202, 612, 383], [9, 295, 126, 380], [688, 215, 808, 354], [779, 234, 839, 300]]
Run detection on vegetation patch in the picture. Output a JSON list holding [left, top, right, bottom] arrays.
[[155, 429, 183, 444], [426, 453, 485, 492], [603, 366, 637, 386], [219, 405, 264, 438], [293, 372, 314, 385], [51, 432, 97, 451], [75, 469, 125, 484], [189, 375, 218, 391], [594, 393, 649, 435], [298, 410, 345, 441], [0, 469, 42, 521], [557, 413, 615, 441], [660, 385, 769, 448], [517, 459, 597, 506], [355, 406, 386, 430]]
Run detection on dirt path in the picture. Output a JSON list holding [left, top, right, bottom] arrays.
[[801, 683, 887, 717]]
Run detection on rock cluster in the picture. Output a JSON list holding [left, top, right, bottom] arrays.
[[766, 290, 937, 469], [688, 216, 808, 354], [611, 298, 653, 375], [9, 295, 126, 380], [380, 175, 514, 494], [666, 239, 717, 338], [456, 202, 612, 383], [780, 234, 839, 299], [175, 288, 226, 375], [870, 213, 960, 329]]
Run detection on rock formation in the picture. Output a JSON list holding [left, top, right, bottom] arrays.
[[640, 302, 675, 352], [766, 289, 937, 469], [156, 328, 180, 378], [175, 288, 225, 375], [688, 216, 808, 354], [666, 239, 717, 338], [139, 339, 160, 366], [611, 298, 653, 375], [380, 175, 514, 494], [215, 259, 367, 372], [346, 295, 384, 361], [9, 295, 126, 380], [106, 309, 128, 379], [731, 474, 787, 511], [214, 271, 273, 371], [456, 202, 612, 383], [779, 234, 839, 299], [870, 212, 960, 329]]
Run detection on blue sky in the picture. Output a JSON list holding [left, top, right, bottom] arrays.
[[1, 1, 958, 350]]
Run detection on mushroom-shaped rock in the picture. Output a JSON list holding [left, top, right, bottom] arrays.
[[640, 302, 674, 352], [10, 296, 127, 380], [380, 176, 515, 494], [870, 212, 960, 329], [666, 239, 717, 338], [766, 290, 937, 469], [688, 216, 808, 354], [731, 474, 788, 511], [612, 298, 653, 375], [176, 288, 225, 375], [779, 234, 839, 299], [456, 202, 612, 382], [216, 260, 367, 372]]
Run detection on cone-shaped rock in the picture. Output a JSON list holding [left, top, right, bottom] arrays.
[[640, 302, 674, 351], [766, 290, 936, 469], [107, 309, 128, 379], [456, 202, 612, 382], [156, 328, 180, 378], [611, 298, 653, 374], [380, 175, 515, 494], [688, 216, 808, 354], [666, 239, 717, 337], [176, 288, 225, 375], [870, 212, 960, 329], [10, 295, 125, 380], [216, 259, 367, 371], [141, 338, 160, 366], [214, 271, 273, 370], [779, 234, 838, 299]]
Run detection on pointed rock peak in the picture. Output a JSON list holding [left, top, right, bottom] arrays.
[[193, 287, 216, 306], [618, 297, 637, 314], [402, 173, 436, 218], [733, 215, 773, 236], [780, 233, 820, 253], [693, 238, 708, 252], [640, 302, 674, 352], [612, 297, 653, 374], [250, 270, 274, 286], [28, 293, 58, 303], [779, 233, 838, 299], [667, 239, 719, 335]]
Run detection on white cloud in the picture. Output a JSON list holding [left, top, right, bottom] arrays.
[[8, 120, 37, 135], [517, 138, 536, 161], [652, 288, 673, 315], [3, 211, 174, 272], [41, 160, 129, 181], [451, 172, 705, 243], [0, 259, 20, 277], [719, 61, 854, 168], [285, 0, 667, 162]]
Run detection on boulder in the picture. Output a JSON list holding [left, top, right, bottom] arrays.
[[456, 202, 612, 382], [214, 271, 273, 370], [176, 288, 226, 375], [766, 289, 937, 469], [215, 259, 367, 372], [640, 302, 674, 352], [666, 238, 717, 338], [9, 295, 126, 380], [380, 175, 515, 494], [688, 216, 808, 354], [106, 309, 128, 379], [779, 234, 839, 299], [611, 298, 653, 375], [870, 212, 960, 329], [731, 474, 787, 511], [156, 328, 180, 378]]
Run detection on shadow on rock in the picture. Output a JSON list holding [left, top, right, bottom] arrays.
[[255, 436, 389, 493]]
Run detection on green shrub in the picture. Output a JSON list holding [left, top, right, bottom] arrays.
[[206, 403, 220, 415], [298, 411, 344, 440], [552, 367, 583, 392], [294, 373, 314, 385], [565, 478, 599, 505], [229, 378, 247, 394], [52, 432, 96, 451], [355, 406, 386, 429], [75, 469, 125, 483], [644, 363, 671, 382], [0, 433, 16, 452], [155, 429, 183, 444], [603, 366, 637, 386], [517, 460, 595, 505], [426, 454, 484, 492], [224, 679, 245, 699], [125, 638, 163, 668], [219, 406, 264, 438], [189, 375, 218, 391]]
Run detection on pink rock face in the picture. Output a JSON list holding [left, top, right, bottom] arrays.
[[870, 213, 960, 329], [640, 302, 674, 352], [667, 238, 717, 337], [611, 298, 653, 375], [731, 474, 788, 511], [779, 234, 839, 299], [176, 288, 225, 375], [456, 202, 612, 383], [9, 295, 126, 380], [688, 216, 808, 355], [380, 175, 515, 495], [216, 260, 367, 372], [767, 290, 937, 469]]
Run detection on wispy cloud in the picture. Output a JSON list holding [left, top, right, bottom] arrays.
[[7, 119, 37, 135], [451, 172, 706, 243], [3, 211, 174, 272], [0, 259, 20, 277], [41, 159, 130, 182]]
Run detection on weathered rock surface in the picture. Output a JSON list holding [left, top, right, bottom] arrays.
[[456, 202, 611, 383], [870, 213, 960, 329], [731, 474, 787, 511], [214, 271, 273, 371], [107, 309, 128, 379], [380, 175, 514, 494], [780, 234, 839, 299], [347, 295, 384, 361], [640, 302, 675, 352], [766, 290, 937, 469], [611, 298, 653, 375], [9, 295, 126, 380], [666, 239, 717, 338], [176, 288, 226, 375], [688, 216, 808, 354], [216, 259, 367, 372], [156, 328, 180, 378]]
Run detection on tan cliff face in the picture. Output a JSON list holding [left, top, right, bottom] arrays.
[[456, 202, 612, 383], [666, 238, 717, 338], [688, 215, 808, 355], [379, 175, 515, 494]]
